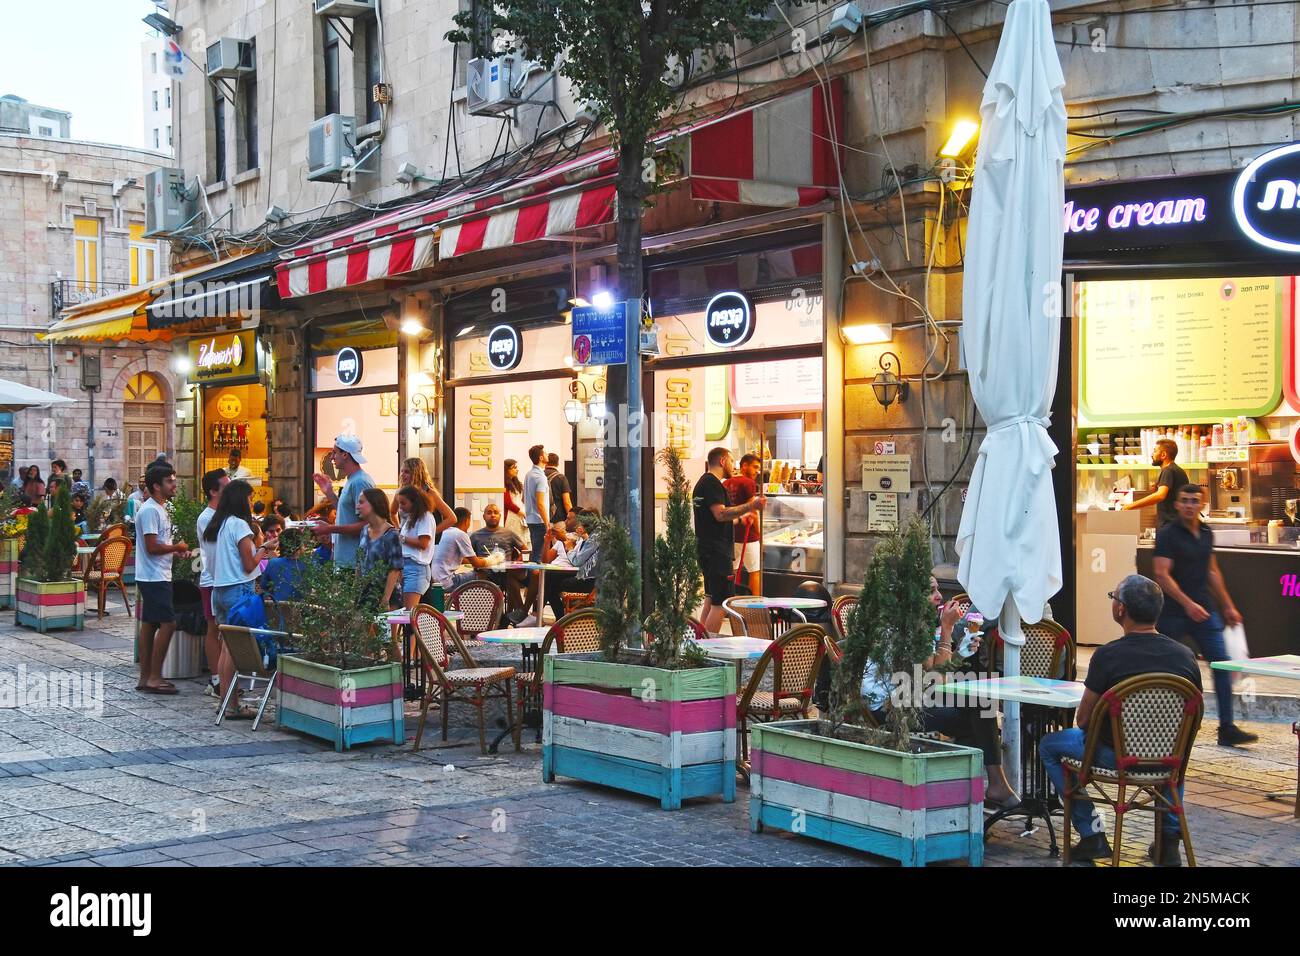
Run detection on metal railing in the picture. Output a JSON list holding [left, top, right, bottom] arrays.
[[50, 279, 134, 317]]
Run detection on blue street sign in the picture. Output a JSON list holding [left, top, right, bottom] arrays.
[[571, 300, 632, 367]]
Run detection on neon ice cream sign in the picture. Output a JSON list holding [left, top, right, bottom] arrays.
[[1063, 197, 1207, 234]]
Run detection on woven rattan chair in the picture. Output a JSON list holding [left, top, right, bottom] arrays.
[[85, 536, 132, 618], [830, 595, 857, 647], [514, 609, 601, 727], [737, 623, 831, 768], [215, 624, 289, 731], [100, 523, 127, 540], [448, 579, 504, 653], [411, 604, 517, 755], [1058, 674, 1203, 867], [561, 587, 596, 614], [723, 596, 777, 638]]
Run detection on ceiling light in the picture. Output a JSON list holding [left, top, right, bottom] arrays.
[[591, 291, 614, 310], [400, 318, 426, 336]]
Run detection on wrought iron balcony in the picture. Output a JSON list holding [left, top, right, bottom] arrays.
[[50, 279, 135, 316]]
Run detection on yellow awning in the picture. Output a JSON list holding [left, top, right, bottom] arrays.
[[39, 255, 255, 344]]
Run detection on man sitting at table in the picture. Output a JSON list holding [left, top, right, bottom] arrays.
[[432, 507, 491, 592], [1040, 574, 1201, 866], [471, 502, 532, 616]]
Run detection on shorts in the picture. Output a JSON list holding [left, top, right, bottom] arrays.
[[443, 569, 478, 592], [199, 585, 214, 621], [137, 580, 175, 625], [211, 581, 256, 626], [703, 571, 736, 605], [734, 541, 760, 574], [402, 559, 431, 595]]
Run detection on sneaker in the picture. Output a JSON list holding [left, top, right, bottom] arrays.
[[1217, 724, 1258, 747], [504, 608, 528, 626], [202, 679, 219, 698], [519, 614, 538, 627], [1070, 832, 1113, 862], [1147, 837, 1182, 867]]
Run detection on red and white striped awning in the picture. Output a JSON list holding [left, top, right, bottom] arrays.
[[274, 80, 843, 299]]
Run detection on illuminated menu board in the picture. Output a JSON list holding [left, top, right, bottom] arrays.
[[1079, 276, 1282, 424]]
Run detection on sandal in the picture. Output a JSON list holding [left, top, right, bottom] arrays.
[[984, 795, 1022, 812], [139, 684, 179, 695]]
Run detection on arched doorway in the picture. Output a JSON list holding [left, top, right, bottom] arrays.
[[123, 372, 167, 480]]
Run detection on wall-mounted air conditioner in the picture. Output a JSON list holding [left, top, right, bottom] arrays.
[[307, 114, 356, 183], [206, 38, 255, 79], [313, 0, 377, 16], [466, 56, 524, 116], [144, 167, 196, 237]]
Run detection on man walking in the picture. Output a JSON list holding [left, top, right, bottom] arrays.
[[1152, 483, 1255, 746], [523, 444, 551, 560], [1040, 575, 1201, 865], [693, 447, 765, 633], [195, 468, 229, 697], [1122, 437, 1187, 528], [135, 462, 190, 695], [546, 452, 573, 522], [311, 435, 374, 569], [725, 453, 763, 596]]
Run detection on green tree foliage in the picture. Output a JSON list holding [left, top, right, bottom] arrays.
[[644, 447, 702, 668], [168, 484, 205, 585], [285, 558, 390, 670], [20, 501, 50, 581], [46, 486, 78, 581], [588, 514, 641, 662], [832, 519, 936, 752], [84, 492, 126, 533]]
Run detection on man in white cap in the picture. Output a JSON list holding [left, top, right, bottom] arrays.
[[311, 434, 375, 569]]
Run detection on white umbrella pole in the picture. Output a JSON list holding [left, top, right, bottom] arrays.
[[999, 598, 1023, 793]]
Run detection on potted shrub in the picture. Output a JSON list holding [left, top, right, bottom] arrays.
[[748, 520, 985, 866], [275, 559, 405, 752], [542, 448, 736, 810], [16, 486, 85, 632], [0, 487, 26, 610], [161, 484, 206, 679], [84, 490, 126, 534]]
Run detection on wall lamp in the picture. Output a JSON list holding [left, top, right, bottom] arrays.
[[871, 351, 909, 410], [939, 119, 979, 159], [410, 391, 436, 432], [842, 321, 893, 345], [565, 378, 607, 425]]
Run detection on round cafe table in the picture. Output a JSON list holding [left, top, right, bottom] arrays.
[[493, 561, 577, 623], [727, 595, 826, 623], [479, 626, 552, 753]]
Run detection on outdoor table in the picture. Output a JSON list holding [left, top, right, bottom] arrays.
[[493, 561, 577, 623], [479, 626, 552, 753], [727, 595, 826, 625], [73, 546, 96, 576], [1211, 654, 1300, 817], [941, 675, 1086, 857], [379, 608, 464, 700]]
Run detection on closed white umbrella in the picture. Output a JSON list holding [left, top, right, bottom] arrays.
[[955, 0, 1067, 790], [0, 378, 76, 414]]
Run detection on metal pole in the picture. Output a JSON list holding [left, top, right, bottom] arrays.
[[625, 300, 642, 561], [1000, 597, 1023, 793]]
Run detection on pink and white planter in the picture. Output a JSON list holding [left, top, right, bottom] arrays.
[[15, 578, 85, 633]]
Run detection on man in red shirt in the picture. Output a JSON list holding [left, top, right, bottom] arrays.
[[724, 453, 763, 596]]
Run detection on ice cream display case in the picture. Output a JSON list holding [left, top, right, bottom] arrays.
[[761, 494, 824, 594]]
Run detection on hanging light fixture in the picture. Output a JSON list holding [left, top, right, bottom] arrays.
[[871, 351, 909, 410]]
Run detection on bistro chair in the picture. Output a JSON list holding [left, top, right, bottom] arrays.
[[723, 596, 778, 639], [215, 624, 289, 731], [515, 609, 601, 730], [1058, 674, 1203, 867], [410, 604, 517, 755], [830, 595, 857, 646], [84, 536, 132, 618], [448, 579, 504, 653], [736, 623, 832, 769], [100, 523, 127, 541], [561, 587, 596, 615]]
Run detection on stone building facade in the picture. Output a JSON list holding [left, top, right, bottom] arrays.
[[0, 132, 172, 487]]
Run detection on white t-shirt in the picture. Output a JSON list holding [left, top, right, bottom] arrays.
[[212, 516, 257, 587], [431, 527, 475, 587], [196, 506, 217, 588], [134, 497, 173, 583], [399, 512, 437, 565]]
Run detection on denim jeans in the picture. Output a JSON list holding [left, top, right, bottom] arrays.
[[1040, 727, 1182, 837], [211, 580, 256, 627], [1159, 609, 1230, 725]]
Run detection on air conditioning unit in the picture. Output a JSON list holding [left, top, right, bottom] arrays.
[[313, 0, 377, 16], [144, 167, 196, 237], [206, 38, 255, 78], [307, 113, 356, 183], [466, 56, 524, 116]]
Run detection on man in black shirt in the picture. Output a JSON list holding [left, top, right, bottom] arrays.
[[693, 447, 765, 632], [545, 453, 573, 523], [1122, 437, 1187, 528], [1040, 575, 1201, 865], [1153, 483, 1254, 747]]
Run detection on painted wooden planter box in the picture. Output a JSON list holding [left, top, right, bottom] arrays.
[[749, 720, 985, 867], [542, 655, 736, 810], [16, 578, 85, 633], [0, 538, 19, 610], [276, 655, 404, 753]]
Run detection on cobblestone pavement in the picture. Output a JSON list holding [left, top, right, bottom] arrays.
[[1, 596, 1296, 867]]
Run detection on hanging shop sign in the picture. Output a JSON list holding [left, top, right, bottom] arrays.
[[1233, 143, 1300, 254], [704, 291, 754, 348], [188, 330, 258, 383], [487, 324, 522, 372], [335, 346, 364, 387], [571, 301, 631, 367]]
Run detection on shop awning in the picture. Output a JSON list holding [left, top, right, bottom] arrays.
[[40, 256, 260, 344], [147, 249, 280, 328], [274, 80, 844, 299]]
